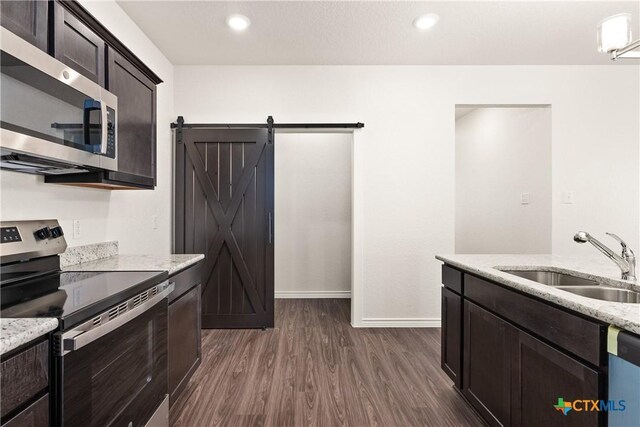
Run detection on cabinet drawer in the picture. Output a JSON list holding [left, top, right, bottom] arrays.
[[464, 274, 606, 366], [1, 393, 49, 427], [442, 265, 463, 294], [168, 261, 203, 304], [0, 341, 48, 418]]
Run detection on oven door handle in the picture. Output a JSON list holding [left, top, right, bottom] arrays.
[[57, 281, 174, 356]]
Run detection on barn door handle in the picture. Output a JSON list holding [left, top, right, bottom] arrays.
[[268, 212, 273, 244]]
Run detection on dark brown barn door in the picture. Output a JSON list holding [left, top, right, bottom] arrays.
[[175, 127, 274, 329]]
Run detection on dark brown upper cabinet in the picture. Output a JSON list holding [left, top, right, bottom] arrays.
[[0, 0, 49, 52], [107, 49, 157, 184], [31, 0, 164, 189], [53, 2, 105, 86]]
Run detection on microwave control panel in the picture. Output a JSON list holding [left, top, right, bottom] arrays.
[[105, 107, 116, 159]]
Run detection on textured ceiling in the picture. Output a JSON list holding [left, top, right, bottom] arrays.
[[117, 1, 640, 65]]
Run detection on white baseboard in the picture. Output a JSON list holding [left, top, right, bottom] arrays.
[[275, 290, 351, 299], [360, 318, 441, 328]]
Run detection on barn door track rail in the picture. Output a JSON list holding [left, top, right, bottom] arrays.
[[171, 116, 364, 132]]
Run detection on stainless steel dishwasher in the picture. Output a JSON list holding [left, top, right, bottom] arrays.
[[608, 326, 640, 427]]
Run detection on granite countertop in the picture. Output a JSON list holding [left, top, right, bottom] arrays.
[[1, 318, 58, 356], [63, 254, 204, 276], [436, 254, 640, 334]]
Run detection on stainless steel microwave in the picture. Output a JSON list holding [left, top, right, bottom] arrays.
[[0, 27, 117, 174]]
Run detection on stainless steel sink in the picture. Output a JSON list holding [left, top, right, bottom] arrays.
[[555, 286, 640, 303], [501, 269, 640, 303], [501, 270, 598, 286]]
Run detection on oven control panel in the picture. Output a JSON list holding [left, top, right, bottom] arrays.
[[0, 220, 67, 263], [1, 226, 22, 244]]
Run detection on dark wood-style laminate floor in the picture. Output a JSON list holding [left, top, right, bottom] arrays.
[[170, 299, 483, 427]]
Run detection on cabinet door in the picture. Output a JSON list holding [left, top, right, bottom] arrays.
[[1, 393, 48, 427], [463, 301, 513, 427], [53, 2, 105, 86], [0, 0, 48, 51], [512, 329, 602, 427], [441, 287, 462, 388], [0, 341, 48, 418], [107, 49, 157, 183], [168, 284, 202, 404]]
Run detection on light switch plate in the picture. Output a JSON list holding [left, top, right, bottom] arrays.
[[73, 219, 81, 239], [563, 191, 574, 204], [152, 215, 159, 230], [521, 193, 530, 205]]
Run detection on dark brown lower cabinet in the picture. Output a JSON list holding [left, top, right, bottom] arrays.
[[168, 284, 202, 405], [1, 393, 48, 427], [463, 301, 513, 427], [460, 300, 603, 427], [441, 287, 462, 388], [511, 330, 601, 427], [0, 341, 49, 419], [441, 266, 608, 427]]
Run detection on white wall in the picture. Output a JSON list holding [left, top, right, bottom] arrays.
[[455, 107, 552, 254], [0, 0, 174, 255], [174, 65, 639, 325], [275, 133, 352, 298]]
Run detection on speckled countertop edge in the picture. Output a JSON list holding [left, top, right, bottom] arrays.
[[63, 254, 204, 276], [1, 318, 58, 356], [436, 254, 640, 335]]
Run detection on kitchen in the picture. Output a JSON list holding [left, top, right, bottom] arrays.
[[0, 1, 638, 426]]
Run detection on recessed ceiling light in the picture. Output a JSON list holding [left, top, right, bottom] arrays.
[[413, 14, 440, 31], [227, 14, 250, 32]]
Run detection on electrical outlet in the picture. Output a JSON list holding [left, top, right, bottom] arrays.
[[562, 191, 574, 204], [152, 215, 159, 230], [73, 219, 81, 239], [520, 193, 530, 205]]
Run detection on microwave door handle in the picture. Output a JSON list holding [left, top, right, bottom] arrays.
[[100, 100, 108, 155], [56, 282, 174, 356], [83, 99, 102, 153]]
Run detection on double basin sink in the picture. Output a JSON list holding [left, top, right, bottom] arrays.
[[501, 270, 640, 303]]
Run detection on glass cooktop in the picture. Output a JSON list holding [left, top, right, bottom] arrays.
[[0, 270, 168, 329]]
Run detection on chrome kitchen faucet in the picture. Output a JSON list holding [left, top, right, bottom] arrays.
[[574, 231, 637, 281]]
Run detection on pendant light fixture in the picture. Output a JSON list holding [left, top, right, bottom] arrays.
[[598, 13, 640, 60]]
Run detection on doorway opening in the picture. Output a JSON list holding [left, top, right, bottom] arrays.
[[274, 131, 353, 322], [455, 105, 552, 254]]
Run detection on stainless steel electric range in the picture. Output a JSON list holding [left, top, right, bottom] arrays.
[[0, 220, 173, 427]]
